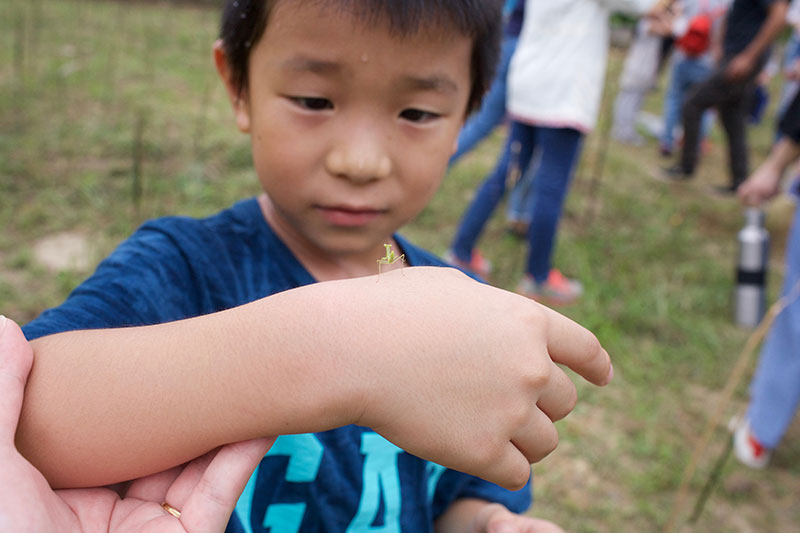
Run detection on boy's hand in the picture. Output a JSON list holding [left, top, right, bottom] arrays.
[[346, 267, 612, 491], [0, 316, 271, 532], [473, 503, 566, 533]]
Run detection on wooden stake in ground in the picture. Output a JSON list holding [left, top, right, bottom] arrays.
[[663, 281, 800, 532]]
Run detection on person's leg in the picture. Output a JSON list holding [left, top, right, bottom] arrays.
[[450, 121, 534, 261], [678, 69, 725, 174], [716, 80, 754, 189], [684, 59, 715, 143], [747, 204, 800, 449], [506, 146, 541, 226], [449, 36, 517, 164], [612, 26, 660, 143], [661, 56, 689, 153], [523, 127, 584, 282], [612, 89, 646, 144]]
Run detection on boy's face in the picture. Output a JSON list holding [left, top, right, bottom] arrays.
[[218, 1, 472, 267]]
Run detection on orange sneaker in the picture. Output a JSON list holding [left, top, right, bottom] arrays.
[[516, 270, 583, 306], [443, 249, 492, 279]]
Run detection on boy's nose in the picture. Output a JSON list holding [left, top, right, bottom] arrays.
[[325, 136, 392, 183]]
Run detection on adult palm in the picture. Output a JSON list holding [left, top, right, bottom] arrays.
[[0, 316, 271, 532]]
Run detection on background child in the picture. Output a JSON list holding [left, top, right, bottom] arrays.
[[15, 1, 612, 531]]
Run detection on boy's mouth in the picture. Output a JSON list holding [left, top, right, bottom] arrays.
[[316, 205, 385, 227]]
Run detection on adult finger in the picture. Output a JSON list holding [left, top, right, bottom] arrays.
[[124, 464, 184, 502], [179, 437, 273, 532], [540, 307, 612, 387], [159, 447, 218, 509], [535, 362, 578, 422], [0, 316, 34, 447]]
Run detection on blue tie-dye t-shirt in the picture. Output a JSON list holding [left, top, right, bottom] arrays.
[[23, 197, 532, 532]]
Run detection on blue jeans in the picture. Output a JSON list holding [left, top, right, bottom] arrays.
[[747, 202, 800, 449], [776, 33, 800, 140], [451, 123, 583, 282], [661, 52, 713, 151], [450, 35, 518, 164]]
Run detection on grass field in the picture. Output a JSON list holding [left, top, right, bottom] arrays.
[[2, 1, 800, 531]]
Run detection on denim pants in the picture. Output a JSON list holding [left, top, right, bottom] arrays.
[[450, 35, 518, 164], [748, 202, 800, 449], [451, 122, 583, 282], [660, 52, 713, 151]]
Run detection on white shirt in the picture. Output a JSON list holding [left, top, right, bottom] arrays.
[[507, 0, 657, 132]]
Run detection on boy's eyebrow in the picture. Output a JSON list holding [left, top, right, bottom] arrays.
[[282, 57, 343, 75], [281, 56, 458, 94], [398, 74, 459, 94]]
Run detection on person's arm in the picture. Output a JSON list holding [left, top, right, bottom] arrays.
[[738, 136, 800, 204], [1, 315, 272, 532], [711, 7, 728, 63], [434, 500, 565, 533], [727, 1, 789, 80], [17, 267, 613, 490], [738, 89, 800, 205]]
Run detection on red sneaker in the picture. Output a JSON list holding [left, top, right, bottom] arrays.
[[443, 249, 492, 279], [732, 416, 771, 469], [516, 269, 583, 306]]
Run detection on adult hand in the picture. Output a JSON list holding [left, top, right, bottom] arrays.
[[0, 315, 272, 532], [346, 267, 613, 491], [725, 52, 756, 81], [738, 162, 782, 207]]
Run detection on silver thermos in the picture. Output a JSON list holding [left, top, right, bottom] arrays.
[[734, 208, 769, 327]]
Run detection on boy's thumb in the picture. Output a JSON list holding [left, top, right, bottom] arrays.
[[0, 316, 34, 444]]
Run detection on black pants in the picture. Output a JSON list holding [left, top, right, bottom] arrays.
[[679, 56, 766, 187]]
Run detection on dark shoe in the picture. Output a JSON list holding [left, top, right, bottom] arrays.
[[708, 184, 739, 197], [655, 165, 692, 183], [506, 220, 529, 239], [659, 144, 673, 158]]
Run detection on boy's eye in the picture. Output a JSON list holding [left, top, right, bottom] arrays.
[[290, 97, 333, 111], [399, 108, 439, 123]]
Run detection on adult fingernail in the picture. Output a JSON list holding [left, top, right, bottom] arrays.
[[606, 363, 614, 385], [0, 315, 7, 334]]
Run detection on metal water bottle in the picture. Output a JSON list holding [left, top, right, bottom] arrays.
[[734, 208, 769, 327]]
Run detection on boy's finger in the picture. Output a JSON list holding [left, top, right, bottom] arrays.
[[510, 408, 559, 465], [485, 441, 533, 492], [541, 307, 612, 386], [535, 363, 577, 422], [0, 316, 34, 446], [179, 437, 273, 532]]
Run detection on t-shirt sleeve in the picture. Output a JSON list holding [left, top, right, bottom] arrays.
[[430, 468, 532, 520], [22, 221, 207, 340], [780, 90, 800, 144]]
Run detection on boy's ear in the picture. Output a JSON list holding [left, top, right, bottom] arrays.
[[213, 39, 251, 134]]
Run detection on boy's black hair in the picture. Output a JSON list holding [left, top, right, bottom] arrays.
[[220, 0, 503, 113]]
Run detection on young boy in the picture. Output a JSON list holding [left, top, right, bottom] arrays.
[[17, 0, 613, 530]]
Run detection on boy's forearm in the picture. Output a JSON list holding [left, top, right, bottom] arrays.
[[17, 281, 367, 489], [434, 498, 494, 533]]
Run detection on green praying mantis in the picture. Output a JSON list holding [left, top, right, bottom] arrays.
[[376, 243, 405, 275]]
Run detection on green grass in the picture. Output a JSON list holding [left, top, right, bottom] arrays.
[[2, 1, 800, 531]]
